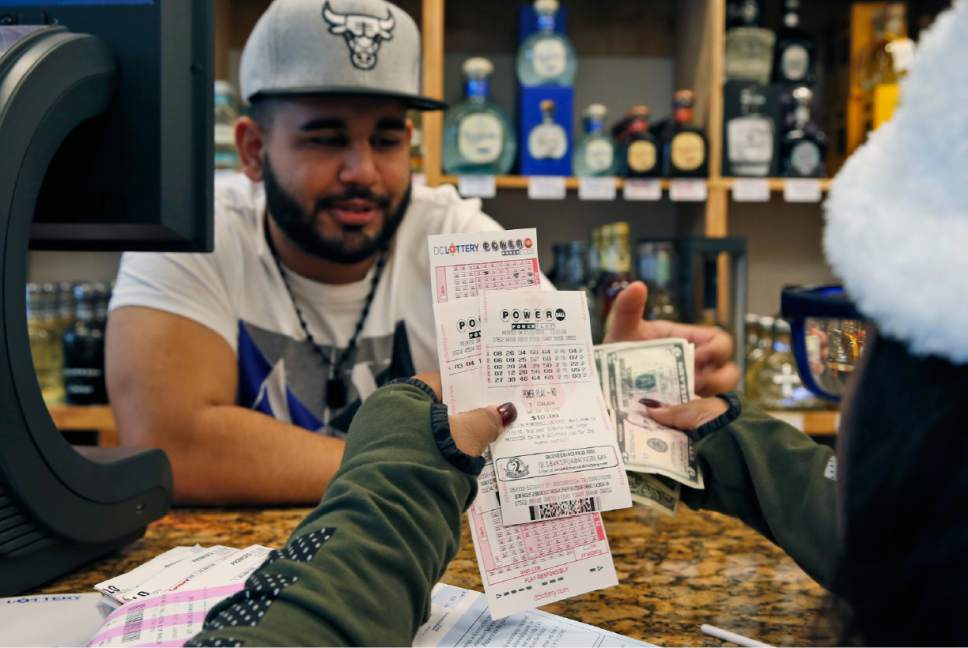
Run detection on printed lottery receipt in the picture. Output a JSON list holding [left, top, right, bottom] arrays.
[[428, 229, 620, 620], [480, 289, 632, 527]]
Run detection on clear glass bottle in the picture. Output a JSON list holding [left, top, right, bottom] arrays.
[[771, 0, 816, 87], [573, 104, 616, 177], [600, 222, 631, 326], [619, 106, 661, 178], [727, 85, 775, 176], [27, 283, 65, 404], [637, 241, 679, 321], [725, 0, 776, 84], [516, 0, 577, 87], [660, 90, 709, 178], [213, 80, 241, 171], [781, 87, 826, 178], [443, 57, 516, 175], [752, 318, 825, 411], [62, 283, 108, 405], [744, 313, 761, 363], [527, 99, 568, 161]]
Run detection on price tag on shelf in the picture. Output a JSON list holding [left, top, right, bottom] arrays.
[[411, 172, 428, 188], [732, 178, 771, 202], [527, 176, 567, 200], [783, 179, 823, 203], [578, 177, 617, 201], [458, 175, 496, 199], [669, 179, 708, 202], [622, 179, 662, 201]]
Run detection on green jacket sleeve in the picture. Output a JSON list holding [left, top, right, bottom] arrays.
[[681, 394, 841, 590], [187, 380, 479, 647]]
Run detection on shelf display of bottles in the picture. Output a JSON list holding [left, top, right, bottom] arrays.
[[26, 281, 111, 407], [636, 241, 679, 322], [744, 316, 825, 411], [573, 103, 616, 177], [516, 0, 577, 87], [443, 57, 516, 175], [781, 87, 826, 177], [659, 90, 709, 178], [725, 0, 776, 85]]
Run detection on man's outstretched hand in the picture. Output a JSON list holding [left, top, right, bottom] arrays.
[[603, 281, 740, 396]]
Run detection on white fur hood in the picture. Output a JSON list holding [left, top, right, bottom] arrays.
[[823, 0, 968, 364]]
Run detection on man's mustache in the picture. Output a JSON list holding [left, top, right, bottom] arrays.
[[315, 189, 392, 212]]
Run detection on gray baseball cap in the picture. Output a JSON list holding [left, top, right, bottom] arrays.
[[240, 0, 446, 110]]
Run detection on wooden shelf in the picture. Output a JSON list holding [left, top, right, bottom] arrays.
[[711, 178, 834, 192], [438, 175, 676, 191], [47, 404, 118, 446], [766, 410, 840, 436]]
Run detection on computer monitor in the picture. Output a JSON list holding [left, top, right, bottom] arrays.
[[0, 0, 213, 594]]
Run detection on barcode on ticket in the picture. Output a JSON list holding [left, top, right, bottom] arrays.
[[528, 497, 600, 521], [121, 603, 146, 643]]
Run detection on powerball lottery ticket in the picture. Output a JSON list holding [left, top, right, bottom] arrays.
[[480, 290, 631, 526], [428, 230, 618, 620]]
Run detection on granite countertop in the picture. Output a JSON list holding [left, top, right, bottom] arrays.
[[34, 505, 836, 646]]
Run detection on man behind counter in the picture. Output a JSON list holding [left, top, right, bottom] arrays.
[[106, 0, 738, 505]]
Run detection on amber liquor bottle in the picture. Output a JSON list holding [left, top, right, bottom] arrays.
[[660, 90, 708, 178]]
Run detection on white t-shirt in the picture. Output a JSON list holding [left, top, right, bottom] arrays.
[[110, 174, 504, 435]]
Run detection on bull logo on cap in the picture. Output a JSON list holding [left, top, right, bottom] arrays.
[[322, 2, 395, 71]]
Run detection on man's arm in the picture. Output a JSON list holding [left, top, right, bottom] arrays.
[[106, 306, 344, 505]]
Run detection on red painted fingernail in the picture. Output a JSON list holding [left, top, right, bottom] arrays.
[[639, 398, 665, 408], [497, 402, 517, 426]]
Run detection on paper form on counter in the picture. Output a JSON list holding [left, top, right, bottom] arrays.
[[428, 230, 618, 620], [480, 289, 631, 526], [95, 545, 204, 603], [0, 594, 116, 647], [413, 583, 655, 647], [87, 583, 244, 647]]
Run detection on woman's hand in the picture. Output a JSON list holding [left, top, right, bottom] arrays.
[[413, 372, 517, 457], [640, 396, 728, 432]]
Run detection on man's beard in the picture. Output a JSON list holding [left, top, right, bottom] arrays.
[[262, 157, 410, 265]]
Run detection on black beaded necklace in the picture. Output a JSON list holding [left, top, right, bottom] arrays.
[[266, 217, 387, 411]]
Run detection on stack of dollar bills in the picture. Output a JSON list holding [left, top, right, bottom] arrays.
[[594, 338, 704, 516]]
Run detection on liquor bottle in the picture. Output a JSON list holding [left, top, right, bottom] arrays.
[[62, 284, 108, 405], [744, 315, 774, 399], [637, 241, 679, 321], [26, 283, 65, 404], [599, 222, 631, 326], [781, 87, 826, 177], [771, 0, 816, 87], [697, 257, 725, 328], [661, 90, 708, 178], [551, 241, 588, 291], [618, 106, 661, 178], [726, 85, 775, 176], [751, 318, 824, 411], [213, 80, 241, 170], [527, 99, 568, 161], [443, 58, 516, 175], [409, 110, 424, 174], [586, 228, 605, 342], [573, 104, 616, 177], [860, 5, 915, 130], [744, 313, 761, 363], [725, 0, 776, 85], [516, 0, 577, 87]]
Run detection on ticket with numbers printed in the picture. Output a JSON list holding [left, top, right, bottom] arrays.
[[480, 289, 631, 526], [428, 230, 618, 620]]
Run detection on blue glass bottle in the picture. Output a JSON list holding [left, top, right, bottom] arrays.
[[516, 0, 577, 87], [443, 58, 516, 175], [573, 104, 616, 177]]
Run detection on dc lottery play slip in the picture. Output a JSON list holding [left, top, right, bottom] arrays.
[[428, 229, 705, 619]]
